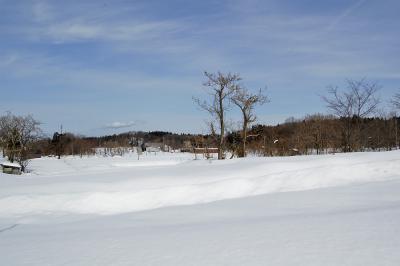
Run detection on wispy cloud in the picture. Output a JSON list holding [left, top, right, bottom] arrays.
[[103, 121, 141, 129], [43, 20, 183, 44], [326, 0, 367, 31], [20, 1, 187, 52], [0, 50, 200, 95], [4, 0, 398, 83]]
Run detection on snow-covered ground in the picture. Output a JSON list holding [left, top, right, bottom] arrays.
[[1, 151, 400, 265]]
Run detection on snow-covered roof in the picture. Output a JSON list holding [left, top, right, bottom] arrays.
[[1, 162, 22, 168]]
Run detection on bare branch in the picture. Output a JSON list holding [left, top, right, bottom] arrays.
[[391, 90, 400, 111]]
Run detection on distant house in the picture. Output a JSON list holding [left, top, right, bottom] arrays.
[[1, 162, 22, 175], [145, 142, 163, 152]]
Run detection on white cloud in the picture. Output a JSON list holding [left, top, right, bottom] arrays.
[[104, 121, 141, 129], [43, 20, 182, 44]]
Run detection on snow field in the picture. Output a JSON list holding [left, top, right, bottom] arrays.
[[0, 150, 399, 220], [1, 151, 400, 265]]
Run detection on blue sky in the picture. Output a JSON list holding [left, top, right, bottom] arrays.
[[0, 0, 399, 136]]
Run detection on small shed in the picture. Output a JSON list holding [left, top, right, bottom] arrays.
[[193, 147, 219, 159], [1, 162, 22, 175]]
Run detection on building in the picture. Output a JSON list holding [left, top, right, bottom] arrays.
[[1, 162, 22, 175]]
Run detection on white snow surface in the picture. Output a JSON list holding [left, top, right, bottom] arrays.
[[1, 151, 400, 265], [0, 161, 21, 168]]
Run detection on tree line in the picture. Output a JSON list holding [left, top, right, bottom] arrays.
[[243, 114, 398, 156], [1, 72, 399, 171]]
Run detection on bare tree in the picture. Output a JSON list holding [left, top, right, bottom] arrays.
[[322, 79, 380, 152], [193, 72, 241, 159], [391, 90, 400, 110], [231, 86, 269, 157], [0, 112, 41, 172]]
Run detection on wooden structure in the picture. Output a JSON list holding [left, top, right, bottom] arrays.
[[1, 162, 22, 175], [194, 147, 219, 159]]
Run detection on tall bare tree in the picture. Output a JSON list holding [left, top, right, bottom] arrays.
[[194, 72, 241, 159], [231, 86, 268, 157], [322, 79, 380, 152]]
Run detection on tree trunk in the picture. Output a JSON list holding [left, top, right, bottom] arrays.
[[240, 118, 248, 158], [218, 91, 224, 160]]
